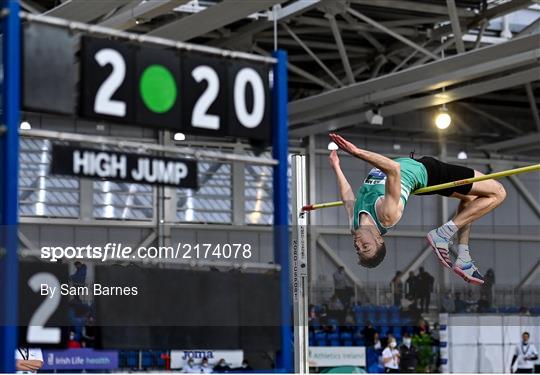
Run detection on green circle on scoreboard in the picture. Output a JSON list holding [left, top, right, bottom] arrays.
[[140, 65, 177, 113]]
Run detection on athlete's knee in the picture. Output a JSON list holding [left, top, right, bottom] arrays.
[[491, 181, 506, 204]]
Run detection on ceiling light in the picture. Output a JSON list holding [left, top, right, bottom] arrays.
[[457, 151, 468, 160], [174, 132, 186, 141], [435, 106, 452, 130], [366, 109, 384, 126], [20, 121, 31, 130]]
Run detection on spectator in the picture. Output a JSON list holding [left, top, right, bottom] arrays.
[[82, 313, 97, 347], [362, 322, 377, 347], [200, 357, 213, 374], [319, 304, 329, 326], [511, 332, 538, 373], [431, 323, 440, 347], [390, 271, 403, 307], [182, 358, 200, 373], [373, 332, 382, 350], [454, 292, 467, 313], [382, 335, 400, 373], [15, 348, 43, 373], [405, 271, 418, 305], [233, 360, 252, 372], [483, 268, 495, 307], [465, 290, 477, 312], [329, 293, 344, 311], [477, 292, 490, 313], [70, 261, 87, 285], [405, 302, 422, 323], [441, 291, 455, 313], [333, 266, 353, 307], [213, 359, 231, 373], [343, 311, 356, 332], [417, 267, 434, 313], [67, 331, 81, 348], [415, 319, 430, 336], [328, 293, 345, 322], [399, 332, 419, 373]]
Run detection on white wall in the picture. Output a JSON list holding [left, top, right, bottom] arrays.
[[446, 314, 540, 373]]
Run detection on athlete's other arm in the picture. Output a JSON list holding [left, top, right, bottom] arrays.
[[329, 150, 355, 219], [329, 133, 401, 225]]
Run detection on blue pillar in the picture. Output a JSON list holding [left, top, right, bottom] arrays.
[[272, 50, 292, 372], [0, 0, 20, 372]]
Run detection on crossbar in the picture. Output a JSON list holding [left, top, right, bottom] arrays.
[[302, 163, 540, 212]]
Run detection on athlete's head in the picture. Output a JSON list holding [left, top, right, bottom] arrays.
[[523, 332, 530, 344], [353, 227, 386, 268]]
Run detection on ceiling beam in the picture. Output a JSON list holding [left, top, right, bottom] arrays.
[[525, 83, 540, 131], [289, 34, 540, 124], [100, 0, 191, 30], [282, 24, 344, 87], [44, 0, 132, 22], [457, 103, 522, 134], [432, 0, 535, 41], [478, 133, 540, 151], [346, 7, 440, 60], [350, 0, 476, 18], [211, 0, 322, 49], [290, 66, 540, 136], [379, 67, 540, 116], [148, 0, 287, 41], [295, 16, 424, 38], [327, 13, 355, 84], [446, 0, 465, 53], [252, 46, 335, 90]]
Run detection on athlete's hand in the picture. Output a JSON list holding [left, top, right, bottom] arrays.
[[329, 150, 340, 168], [329, 133, 360, 156]]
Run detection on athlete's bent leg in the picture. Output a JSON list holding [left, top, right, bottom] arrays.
[[450, 171, 507, 285], [427, 170, 506, 281], [452, 171, 507, 227]]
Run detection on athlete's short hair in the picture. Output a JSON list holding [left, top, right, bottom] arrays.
[[358, 242, 386, 268]]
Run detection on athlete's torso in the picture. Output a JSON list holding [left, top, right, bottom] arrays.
[[352, 158, 428, 234]]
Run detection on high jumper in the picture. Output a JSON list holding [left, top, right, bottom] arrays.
[[325, 133, 509, 285]]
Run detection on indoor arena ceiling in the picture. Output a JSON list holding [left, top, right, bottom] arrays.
[[22, 0, 540, 154]]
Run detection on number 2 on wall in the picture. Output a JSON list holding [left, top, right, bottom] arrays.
[[26, 273, 61, 344]]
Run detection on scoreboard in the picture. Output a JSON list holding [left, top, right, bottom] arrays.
[[23, 24, 272, 141]]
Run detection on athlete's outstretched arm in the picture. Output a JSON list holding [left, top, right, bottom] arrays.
[[330, 133, 399, 174], [329, 150, 355, 218], [329, 133, 401, 225]]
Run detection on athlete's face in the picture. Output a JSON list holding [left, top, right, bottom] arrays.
[[523, 333, 530, 344], [353, 230, 378, 261]]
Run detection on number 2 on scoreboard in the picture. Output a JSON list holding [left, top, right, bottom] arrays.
[[93, 48, 127, 117]]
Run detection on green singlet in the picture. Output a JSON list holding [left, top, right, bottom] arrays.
[[352, 158, 428, 235]]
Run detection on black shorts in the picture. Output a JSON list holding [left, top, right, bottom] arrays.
[[416, 156, 475, 197]]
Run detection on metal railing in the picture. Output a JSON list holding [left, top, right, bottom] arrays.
[[310, 284, 540, 311]]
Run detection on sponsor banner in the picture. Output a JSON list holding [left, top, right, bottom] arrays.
[[309, 346, 366, 368], [42, 349, 118, 370], [170, 350, 243, 369], [51, 145, 198, 188]]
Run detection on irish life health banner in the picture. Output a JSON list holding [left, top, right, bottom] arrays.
[[42, 349, 118, 370]]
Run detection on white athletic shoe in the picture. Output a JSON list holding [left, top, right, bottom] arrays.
[[426, 229, 453, 269], [453, 258, 485, 285]]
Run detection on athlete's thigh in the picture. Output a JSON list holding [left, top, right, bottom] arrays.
[[451, 170, 501, 198]]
